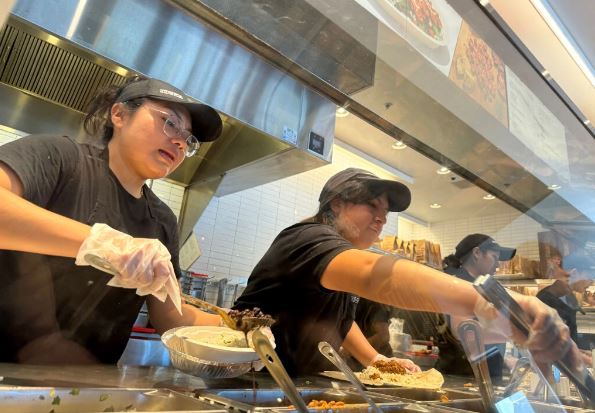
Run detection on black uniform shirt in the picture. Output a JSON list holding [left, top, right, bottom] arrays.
[[234, 222, 355, 375], [0, 135, 181, 363], [437, 266, 505, 379], [537, 286, 579, 343]]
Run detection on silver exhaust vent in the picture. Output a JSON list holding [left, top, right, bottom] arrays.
[[0, 18, 127, 113]]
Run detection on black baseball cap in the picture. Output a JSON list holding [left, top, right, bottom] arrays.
[[454, 234, 516, 261], [116, 78, 222, 142], [319, 168, 411, 212]]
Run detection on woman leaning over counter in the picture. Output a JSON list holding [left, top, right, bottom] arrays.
[[234, 168, 582, 376], [0, 76, 224, 364]]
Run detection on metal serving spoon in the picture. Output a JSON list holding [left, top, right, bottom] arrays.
[[181, 293, 274, 333], [252, 329, 309, 413]]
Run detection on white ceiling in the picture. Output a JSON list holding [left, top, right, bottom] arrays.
[[490, 0, 595, 126], [546, 0, 595, 73]]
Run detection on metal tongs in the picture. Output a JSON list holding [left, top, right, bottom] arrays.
[[318, 341, 382, 413], [458, 320, 497, 413], [251, 329, 309, 413], [474, 274, 595, 407]]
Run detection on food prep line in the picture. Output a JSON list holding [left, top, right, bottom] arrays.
[[0, 364, 591, 413]]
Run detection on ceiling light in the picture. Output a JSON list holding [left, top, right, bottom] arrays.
[[584, 119, 591, 126], [436, 167, 450, 175], [548, 184, 561, 190], [336, 107, 349, 118], [430, 203, 442, 209], [483, 194, 496, 200], [391, 141, 407, 150], [530, 0, 595, 87]]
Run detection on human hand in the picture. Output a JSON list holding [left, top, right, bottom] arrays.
[[371, 354, 421, 373], [474, 292, 575, 365], [75, 223, 181, 313]]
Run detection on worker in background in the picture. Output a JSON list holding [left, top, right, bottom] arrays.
[[438, 234, 516, 381]]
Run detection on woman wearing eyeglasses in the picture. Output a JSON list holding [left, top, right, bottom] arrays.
[[0, 76, 223, 364]]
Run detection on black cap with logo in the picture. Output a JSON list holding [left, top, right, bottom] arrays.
[[116, 78, 222, 142], [454, 233, 516, 261], [319, 168, 411, 212]]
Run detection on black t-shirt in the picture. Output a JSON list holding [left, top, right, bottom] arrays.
[[0, 135, 181, 363], [537, 286, 578, 343], [355, 298, 392, 357], [234, 222, 355, 375], [437, 266, 504, 379]]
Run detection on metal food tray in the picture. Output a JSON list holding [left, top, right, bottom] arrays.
[[197, 388, 397, 411], [365, 387, 478, 402], [162, 327, 253, 379], [0, 386, 227, 413]]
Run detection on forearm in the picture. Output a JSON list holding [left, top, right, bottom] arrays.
[[322, 250, 479, 317], [342, 322, 378, 367], [148, 297, 221, 334], [0, 187, 90, 257]]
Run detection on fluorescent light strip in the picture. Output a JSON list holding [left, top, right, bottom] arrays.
[[66, 0, 88, 39], [529, 0, 595, 87]]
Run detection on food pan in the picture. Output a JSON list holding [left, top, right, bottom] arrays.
[[366, 387, 477, 402], [0, 386, 227, 413], [198, 388, 396, 410]]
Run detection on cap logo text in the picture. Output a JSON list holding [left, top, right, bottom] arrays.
[[159, 88, 183, 100]]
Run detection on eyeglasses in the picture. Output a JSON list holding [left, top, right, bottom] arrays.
[[143, 104, 200, 157]]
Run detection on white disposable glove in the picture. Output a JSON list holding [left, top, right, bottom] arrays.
[[371, 353, 421, 373], [75, 223, 182, 314]]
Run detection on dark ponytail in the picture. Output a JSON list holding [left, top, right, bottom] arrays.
[[442, 253, 462, 270], [83, 75, 147, 142]]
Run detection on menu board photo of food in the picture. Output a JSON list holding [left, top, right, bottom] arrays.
[[380, 0, 446, 48], [448, 21, 508, 127]]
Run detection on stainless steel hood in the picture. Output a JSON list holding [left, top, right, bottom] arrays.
[[1, 1, 337, 243]]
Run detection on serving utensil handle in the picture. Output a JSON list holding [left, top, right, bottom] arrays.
[[252, 329, 309, 413], [318, 341, 382, 413]]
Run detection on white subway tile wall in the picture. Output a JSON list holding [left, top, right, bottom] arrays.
[[191, 145, 402, 284], [398, 211, 542, 260], [148, 179, 185, 219]]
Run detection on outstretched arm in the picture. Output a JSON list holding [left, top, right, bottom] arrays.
[[321, 249, 579, 366], [0, 162, 90, 257]]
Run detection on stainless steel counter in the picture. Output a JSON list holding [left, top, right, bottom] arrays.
[[0, 363, 475, 392], [0, 364, 330, 392]]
